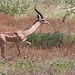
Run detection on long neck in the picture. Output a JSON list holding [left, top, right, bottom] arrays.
[[23, 21, 41, 36]]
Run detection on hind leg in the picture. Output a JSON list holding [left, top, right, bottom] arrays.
[[6, 44, 21, 60], [16, 43, 21, 56], [1, 44, 7, 60], [0, 34, 7, 60]]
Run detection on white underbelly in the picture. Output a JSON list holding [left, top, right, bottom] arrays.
[[6, 38, 27, 44], [20, 38, 27, 43]]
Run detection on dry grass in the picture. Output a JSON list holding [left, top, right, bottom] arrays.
[[0, 14, 75, 34]]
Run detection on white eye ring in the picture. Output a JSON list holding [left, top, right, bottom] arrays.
[[41, 20, 45, 23]]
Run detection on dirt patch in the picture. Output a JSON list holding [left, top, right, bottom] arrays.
[[0, 13, 75, 34], [0, 43, 75, 62]]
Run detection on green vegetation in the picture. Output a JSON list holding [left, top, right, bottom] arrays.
[[0, 0, 75, 18], [0, 59, 42, 75], [0, 59, 75, 75], [0, 0, 32, 16], [50, 59, 75, 73], [27, 31, 75, 48]]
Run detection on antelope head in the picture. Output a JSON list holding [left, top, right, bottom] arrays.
[[35, 5, 50, 24]]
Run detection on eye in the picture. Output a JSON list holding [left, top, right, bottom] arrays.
[[41, 20, 45, 23]]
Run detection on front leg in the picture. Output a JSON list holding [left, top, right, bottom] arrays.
[[26, 41, 31, 47], [25, 41, 31, 58]]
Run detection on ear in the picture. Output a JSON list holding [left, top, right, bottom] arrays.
[[37, 14, 40, 20]]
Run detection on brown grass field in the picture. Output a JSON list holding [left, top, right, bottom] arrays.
[[0, 14, 75, 75]]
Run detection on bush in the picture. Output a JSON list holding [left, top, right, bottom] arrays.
[[0, 0, 74, 17], [0, 0, 32, 16], [27, 31, 75, 48], [27, 32, 63, 48]]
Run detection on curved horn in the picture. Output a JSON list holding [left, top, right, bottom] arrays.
[[35, 5, 43, 19]]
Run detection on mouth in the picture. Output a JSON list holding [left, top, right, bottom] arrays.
[[46, 22, 50, 24], [47, 22, 50, 24], [45, 20, 50, 24]]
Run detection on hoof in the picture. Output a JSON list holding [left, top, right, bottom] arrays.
[[24, 56, 28, 59], [24, 55, 31, 59], [1, 55, 8, 61], [17, 54, 20, 57], [24, 56, 29, 59]]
